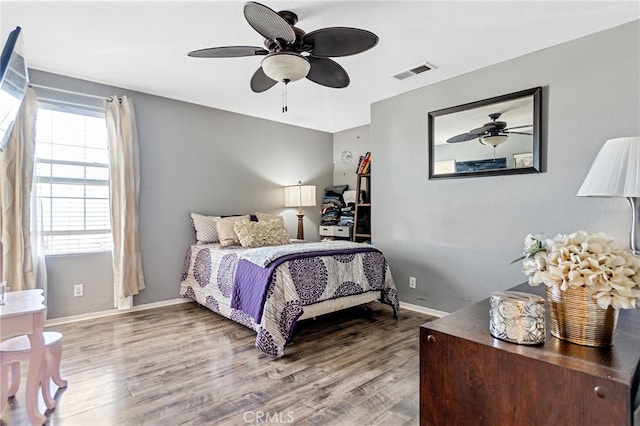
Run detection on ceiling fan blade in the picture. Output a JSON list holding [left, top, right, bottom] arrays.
[[447, 133, 478, 143], [467, 124, 494, 136], [506, 131, 533, 136], [303, 27, 379, 57], [188, 46, 269, 58], [250, 66, 277, 93], [306, 57, 350, 88], [504, 124, 533, 131], [244, 2, 295, 44]]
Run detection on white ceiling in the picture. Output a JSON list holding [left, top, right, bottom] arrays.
[[2, 1, 638, 133]]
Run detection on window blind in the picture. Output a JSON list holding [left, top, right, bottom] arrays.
[[35, 104, 112, 255]]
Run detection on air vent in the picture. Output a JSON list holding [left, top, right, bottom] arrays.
[[393, 63, 433, 80]]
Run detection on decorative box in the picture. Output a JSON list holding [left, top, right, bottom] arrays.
[[489, 290, 545, 345]]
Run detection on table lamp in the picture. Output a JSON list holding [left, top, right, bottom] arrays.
[[284, 181, 316, 240], [577, 136, 640, 253]]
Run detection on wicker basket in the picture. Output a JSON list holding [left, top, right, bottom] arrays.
[[545, 285, 619, 347]]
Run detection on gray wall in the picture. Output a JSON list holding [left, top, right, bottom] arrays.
[[31, 20, 640, 318], [333, 125, 371, 188], [30, 70, 332, 318], [371, 21, 640, 313]]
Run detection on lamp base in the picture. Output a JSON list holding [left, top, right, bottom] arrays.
[[296, 212, 305, 240], [629, 197, 640, 255]]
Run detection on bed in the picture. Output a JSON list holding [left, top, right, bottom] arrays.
[[179, 229, 399, 357]]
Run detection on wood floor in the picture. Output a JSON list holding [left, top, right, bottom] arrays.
[[1, 301, 434, 426]]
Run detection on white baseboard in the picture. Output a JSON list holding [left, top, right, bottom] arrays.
[[400, 301, 449, 318], [45, 298, 191, 326], [46, 298, 447, 326]]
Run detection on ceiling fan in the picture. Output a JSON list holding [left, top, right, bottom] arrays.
[[187, 1, 378, 111], [447, 112, 533, 147]]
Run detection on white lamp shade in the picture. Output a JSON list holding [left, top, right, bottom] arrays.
[[577, 137, 640, 197], [284, 184, 316, 208], [261, 52, 310, 83]]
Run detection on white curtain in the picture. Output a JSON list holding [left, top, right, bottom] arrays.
[[0, 88, 46, 291], [104, 95, 145, 299]]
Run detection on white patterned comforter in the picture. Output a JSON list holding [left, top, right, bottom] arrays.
[[179, 242, 399, 357], [239, 240, 370, 267]]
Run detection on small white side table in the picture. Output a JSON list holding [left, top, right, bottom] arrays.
[[0, 289, 47, 425]]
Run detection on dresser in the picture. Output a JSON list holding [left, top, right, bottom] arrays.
[[420, 283, 640, 426]]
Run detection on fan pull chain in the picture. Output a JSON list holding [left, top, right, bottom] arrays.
[[282, 79, 290, 113]]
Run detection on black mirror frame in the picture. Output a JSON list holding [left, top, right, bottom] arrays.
[[428, 87, 542, 180]]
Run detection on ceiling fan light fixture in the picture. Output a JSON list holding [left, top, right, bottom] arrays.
[[481, 134, 508, 147], [261, 52, 310, 83]]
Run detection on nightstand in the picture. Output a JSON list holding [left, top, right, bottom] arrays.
[[420, 283, 640, 425]]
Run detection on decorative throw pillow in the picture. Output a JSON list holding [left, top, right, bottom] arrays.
[[190, 212, 222, 244], [255, 211, 285, 225], [223, 214, 259, 222], [234, 218, 291, 248], [216, 215, 250, 247]]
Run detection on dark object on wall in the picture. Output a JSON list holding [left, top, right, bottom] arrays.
[[428, 87, 542, 179], [0, 26, 29, 152]]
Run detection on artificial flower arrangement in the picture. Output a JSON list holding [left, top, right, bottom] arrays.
[[515, 230, 640, 310]]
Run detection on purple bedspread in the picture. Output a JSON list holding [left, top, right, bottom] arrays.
[[231, 246, 379, 323]]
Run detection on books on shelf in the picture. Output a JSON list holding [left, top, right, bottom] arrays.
[[355, 154, 364, 173], [356, 152, 371, 174]]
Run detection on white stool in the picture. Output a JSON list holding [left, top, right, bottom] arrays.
[[0, 331, 68, 411]]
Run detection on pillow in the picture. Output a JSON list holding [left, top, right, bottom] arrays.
[[222, 214, 259, 222], [190, 212, 222, 244], [234, 218, 291, 248], [216, 215, 250, 247], [255, 211, 285, 225]]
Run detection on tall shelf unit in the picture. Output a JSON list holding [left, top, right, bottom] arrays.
[[352, 173, 371, 243]]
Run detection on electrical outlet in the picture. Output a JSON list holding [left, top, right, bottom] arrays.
[[409, 277, 417, 289], [74, 284, 84, 297]]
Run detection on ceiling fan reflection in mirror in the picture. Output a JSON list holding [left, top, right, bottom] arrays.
[[188, 1, 379, 113], [447, 112, 533, 158]]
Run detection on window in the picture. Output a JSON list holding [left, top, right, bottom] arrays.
[[34, 105, 112, 255]]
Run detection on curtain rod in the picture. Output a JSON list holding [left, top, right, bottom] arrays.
[[36, 96, 106, 112], [28, 83, 109, 101]]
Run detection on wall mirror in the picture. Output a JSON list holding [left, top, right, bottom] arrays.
[[428, 87, 542, 179]]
